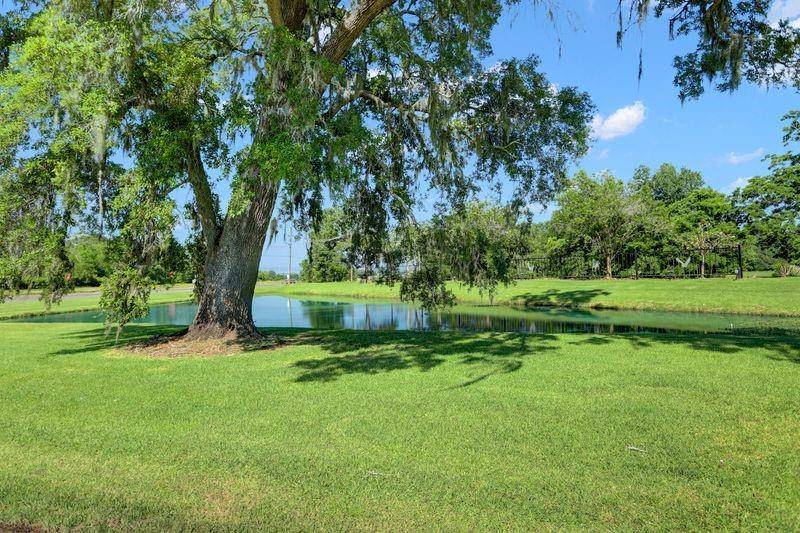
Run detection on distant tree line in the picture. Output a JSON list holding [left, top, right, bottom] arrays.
[[64, 234, 298, 288], [65, 234, 197, 287], [302, 112, 800, 296]]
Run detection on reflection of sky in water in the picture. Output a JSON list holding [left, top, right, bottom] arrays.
[[9, 295, 800, 336]]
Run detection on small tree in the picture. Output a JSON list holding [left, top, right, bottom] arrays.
[[549, 171, 644, 279], [300, 208, 350, 282], [670, 188, 737, 278]]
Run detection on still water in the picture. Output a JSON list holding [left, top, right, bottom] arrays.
[[10, 295, 800, 336]]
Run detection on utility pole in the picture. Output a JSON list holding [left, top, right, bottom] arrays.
[[287, 227, 293, 283], [736, 243, 744, 280]]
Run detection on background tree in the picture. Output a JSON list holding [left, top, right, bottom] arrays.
[[631, 163, 704, 205], [399, 202, 528, 307], [549, 171, 645, 279], [734, 111, 800, 274], [66, 235, 108, 287], [670, 188, 737, 277], [300, 207, 351, 282]]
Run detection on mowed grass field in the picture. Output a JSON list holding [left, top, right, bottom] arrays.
[[1, 322, 799, 530], [3, 277, 800, 319], [0, 285, 195, 320], [264, 277, 800, 316]]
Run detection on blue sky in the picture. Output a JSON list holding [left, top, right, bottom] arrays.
[[7, 2, 796, 273], [262, 1, 799, 273], [493, 1, 795, 196]]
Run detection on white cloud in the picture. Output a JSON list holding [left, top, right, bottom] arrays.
[[597, 148, 610, 160], [768, 0, 800, 27], [591, 101, 646, 141], [724, 147, 764, 165], [723, 176, 754, 193]]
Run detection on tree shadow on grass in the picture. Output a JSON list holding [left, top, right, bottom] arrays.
[[512, 289, 612, 308], [288, 329, 559, 384], [46, 325, 279, 358], [567, 331, 800, 364], [48, 323, 800, 388], [46, 325, 186, 356]]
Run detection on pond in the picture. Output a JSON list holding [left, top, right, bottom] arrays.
[[10, 294, 800, 336]]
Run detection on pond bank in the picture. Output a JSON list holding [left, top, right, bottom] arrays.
[[259, 277, 800, 317]]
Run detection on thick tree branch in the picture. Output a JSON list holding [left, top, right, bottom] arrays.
[[266, 0, 284, 26], [321, 0, 397, 64], [281, 0, 308, 32], [266, 0, 308, 33], [186, 142, 220, 249]]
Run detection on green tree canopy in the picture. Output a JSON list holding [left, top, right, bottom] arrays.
[[300, 207, 351, 282], [734, 111, 800, 267], [0, 0, 797, 336], [399, 201, 528, 307], [0, 0, 596, 336], [631, 163, 705, 205], [549, 171, 646, 279]]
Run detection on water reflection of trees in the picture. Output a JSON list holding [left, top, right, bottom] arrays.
[[425, 310, 678, 335], [278, 298, 700, 334], [297, 300, 404, 331], [298, 300, 348, 329]]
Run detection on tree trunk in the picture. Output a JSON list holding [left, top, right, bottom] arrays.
[[700, 252, 706, 278], [187, 183, 278, 339], [605, 254, 613, 279]]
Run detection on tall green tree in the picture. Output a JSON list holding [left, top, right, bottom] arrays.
[[734, 111, 800, 270], [549, 171, 645, 279], [631, 163, 704, 205], [0, 0, 594, 337], [670, 188, 737, 277], [0, 0, 797, 337]]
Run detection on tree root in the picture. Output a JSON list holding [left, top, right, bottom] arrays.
[[122, 328, 280, 358]]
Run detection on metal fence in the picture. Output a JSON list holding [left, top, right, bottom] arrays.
[[515, 245, 745, 280]]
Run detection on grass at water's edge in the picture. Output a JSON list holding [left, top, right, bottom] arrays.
[[0, 322, 798, 530], [0, 286, 195, 319], [261, 277, 800, 317], [3, 277, 800, 319]]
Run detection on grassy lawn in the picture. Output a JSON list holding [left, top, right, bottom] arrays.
[[264, 277, 800, 316], [4, 278, 799, 321], [1, 322, 798, 529], [0, 285, 195, 320]]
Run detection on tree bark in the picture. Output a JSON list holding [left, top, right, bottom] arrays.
[[187, 182, 279, 338], [605, 254, 613, 279], [700, 252, 706, 278]]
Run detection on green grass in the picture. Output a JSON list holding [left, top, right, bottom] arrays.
[[0, 285, 195, 319], [263, 277, 800, 316], [5, 277, 798, 321], [1, 322, 798, 529]]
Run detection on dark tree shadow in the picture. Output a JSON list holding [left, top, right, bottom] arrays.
[[288, 329, 559, 384], [45, 325, 280, 357], [568, 332, 800, 364], [46, 323, 800, 390], [46, 325, 185, 356], [512, 289, 611, 308]]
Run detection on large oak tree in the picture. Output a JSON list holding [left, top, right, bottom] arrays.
[[0, 0, 798, 338]]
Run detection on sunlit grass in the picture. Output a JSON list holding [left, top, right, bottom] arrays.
[[0, 285, 194, 319], [1, 322, 798, 529], [263, 277, 800, 316]]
